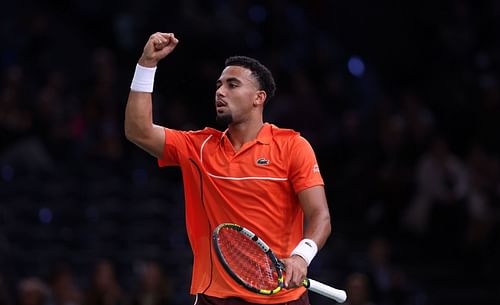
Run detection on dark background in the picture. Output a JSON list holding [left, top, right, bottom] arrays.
[[1, 1, 499, 305]]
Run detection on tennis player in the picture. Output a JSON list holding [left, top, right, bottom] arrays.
[[125, 32, 332, 305]]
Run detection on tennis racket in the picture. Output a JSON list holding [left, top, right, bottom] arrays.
[[212, 223, 347, 303]]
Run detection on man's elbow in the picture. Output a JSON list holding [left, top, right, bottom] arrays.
[[124, 120, 148, 144], [124, 124, 135, 139], [124, 124, 162, 158], [124, 125, 138, 144]]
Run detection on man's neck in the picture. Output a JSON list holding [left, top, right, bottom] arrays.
[[227, 120, 264, 152]]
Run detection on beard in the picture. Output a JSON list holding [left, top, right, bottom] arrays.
[[216, 113, 233, 126]]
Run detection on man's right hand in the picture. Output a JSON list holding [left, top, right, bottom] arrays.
[[138, 32, 179, 67]]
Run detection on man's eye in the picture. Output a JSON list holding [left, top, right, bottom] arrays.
[[229, 83, 238, 88]]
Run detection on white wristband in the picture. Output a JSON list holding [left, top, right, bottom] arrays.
[[291, 239, 318, 266], [130, 64, 157, 93]]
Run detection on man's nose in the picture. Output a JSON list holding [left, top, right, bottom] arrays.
[[216, 86, 226, 97]]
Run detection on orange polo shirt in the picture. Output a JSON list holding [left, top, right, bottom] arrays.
[[158, 123, 324, 304]]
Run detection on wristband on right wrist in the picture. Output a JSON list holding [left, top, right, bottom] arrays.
[[130, 64, 157, 93]]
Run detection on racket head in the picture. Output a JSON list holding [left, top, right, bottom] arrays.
[[212, 223, 284, 295]]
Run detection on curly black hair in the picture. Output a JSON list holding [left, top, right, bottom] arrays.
[[224, 56, 276, 104]]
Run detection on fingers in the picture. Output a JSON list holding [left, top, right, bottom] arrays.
[[285, 269, 302, 288], [139, 32, 179, 67], [153, 33, 179, 50], [284, 268, 298, 288], [281, 256, 308, 288]]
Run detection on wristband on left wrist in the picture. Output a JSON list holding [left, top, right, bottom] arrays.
[[290, 238, 318, 266]]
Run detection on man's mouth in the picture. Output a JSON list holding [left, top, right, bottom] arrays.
[[216, 99, 226, 107], [216, 99, 227, 113]]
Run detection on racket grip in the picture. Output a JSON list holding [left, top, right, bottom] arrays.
[[304, 278, 347, 303]]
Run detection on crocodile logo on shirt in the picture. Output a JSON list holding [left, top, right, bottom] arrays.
[[256, 158, 270, 165]]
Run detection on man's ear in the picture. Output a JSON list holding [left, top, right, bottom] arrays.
[[254, 90, 267, 106]]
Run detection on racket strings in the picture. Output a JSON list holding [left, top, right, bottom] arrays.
[[218, 228, 279, 290]]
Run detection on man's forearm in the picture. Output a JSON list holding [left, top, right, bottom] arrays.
[[124, 90, 154, 142], [304, 211, 331, 250]]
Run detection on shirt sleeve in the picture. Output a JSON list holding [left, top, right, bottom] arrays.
[[158, 128, 190, 167], [288, 135, 324, 193]]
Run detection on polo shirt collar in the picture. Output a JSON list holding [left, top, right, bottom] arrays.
[[220, 123, 272, 145], [256, 123, 272, 144]]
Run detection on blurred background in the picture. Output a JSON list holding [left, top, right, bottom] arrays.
[[1, 0, 499, 305]]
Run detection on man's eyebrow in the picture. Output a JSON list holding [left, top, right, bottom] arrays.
[[216, 77, 242, 84], [226, 77, 242, 83]]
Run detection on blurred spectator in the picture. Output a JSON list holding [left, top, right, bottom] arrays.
[[0, 65, 54, 174], [343, 272, 376, 305], [16, 278, 49, 305], [0, 65, 32, 146], [129, 261, 172, 305], [365, 238, 415, 305], [47, 264, 82, 305], [463, 145, 500, 257], [399, 91, 435, 158], [33, 69, 80, 161], [402, 136, 468, 242], [84, 260, 126, 305], [81, 48, 123, 163], [349, 237, 418, 305]]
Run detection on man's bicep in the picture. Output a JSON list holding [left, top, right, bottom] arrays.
[[297, 186, 331, 248], [297, 186, 329, 219]]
